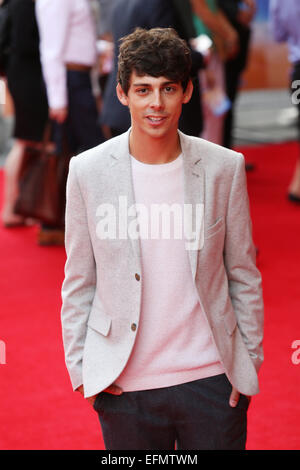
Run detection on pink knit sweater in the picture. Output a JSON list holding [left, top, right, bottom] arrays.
[[116, 155, 224, 391]]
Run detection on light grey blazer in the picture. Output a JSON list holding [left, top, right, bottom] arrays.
[[61, 129, 264, 398]]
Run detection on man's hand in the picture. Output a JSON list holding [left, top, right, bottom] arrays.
[[76, 385, 98, 406], [229, 387, 251, 407], [103, 384, 124, 396], [49, 107, 68, 123], [76, 383, 123, 406]]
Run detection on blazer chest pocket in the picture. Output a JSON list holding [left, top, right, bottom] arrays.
[[205, 217, 224, 240], [87, 307, 112, 337]]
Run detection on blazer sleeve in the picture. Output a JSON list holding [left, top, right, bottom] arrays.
[[224, 154, 264, 373], [61, 157, 97, 391]]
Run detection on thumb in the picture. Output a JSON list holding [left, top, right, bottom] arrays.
[[105, 384, 123, 395], [229, 387, 240, 407]]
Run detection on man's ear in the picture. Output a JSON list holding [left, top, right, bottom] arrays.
[[182, 80, 193, 104], [116, 83, 129, 106]]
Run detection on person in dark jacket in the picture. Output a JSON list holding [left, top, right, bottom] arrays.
[[101, 0, 205, 138]]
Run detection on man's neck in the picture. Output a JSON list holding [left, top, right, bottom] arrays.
[[129, 127, 181, 165]]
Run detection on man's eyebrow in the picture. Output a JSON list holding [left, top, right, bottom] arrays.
[[132, 83, 151, 87], [132, 81, 178, 87]]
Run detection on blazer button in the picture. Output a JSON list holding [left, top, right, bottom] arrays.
[[131, 323, 137, 332], [135, 273, 140, 281]]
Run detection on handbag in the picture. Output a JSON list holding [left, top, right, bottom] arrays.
[[14, 122, 72, 227], [0, 1, 11, 77]]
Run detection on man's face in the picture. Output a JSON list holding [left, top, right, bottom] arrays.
[[116, 71, 193, 140]]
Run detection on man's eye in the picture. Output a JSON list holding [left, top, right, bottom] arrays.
[[165, 86, 176, 93], [137, 88, 148, 94]]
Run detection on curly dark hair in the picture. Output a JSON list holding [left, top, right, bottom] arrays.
[[117, 27, 192, 95]]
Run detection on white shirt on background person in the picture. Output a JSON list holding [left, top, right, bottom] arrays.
[[35, 0, 98, 109]]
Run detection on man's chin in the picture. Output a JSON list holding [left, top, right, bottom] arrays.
[[142, 121, 178, 139]]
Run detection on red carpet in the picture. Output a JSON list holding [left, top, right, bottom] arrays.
[[0, 141, 300, 450]]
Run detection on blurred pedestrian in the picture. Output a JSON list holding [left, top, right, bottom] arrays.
[[96, 0, 117, 41], [35, 0, 105, 244], [270, 0, 300, 203], [35, 0, 104, 154], [92, 0, 115, 129], [1, 0, 48, 228], [217, 0, 256, 150], [101, 0, 205, 138], [191, 0, 239, 145]]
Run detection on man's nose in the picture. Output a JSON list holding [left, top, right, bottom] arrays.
[[150, 90, 164, 110]]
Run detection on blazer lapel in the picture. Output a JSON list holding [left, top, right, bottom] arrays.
[[107, 130, 205, 281], [108, 130, 142, 264], [179, 131, 205, 281]]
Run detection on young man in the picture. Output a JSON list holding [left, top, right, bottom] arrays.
[[61, 27, 264, 450]]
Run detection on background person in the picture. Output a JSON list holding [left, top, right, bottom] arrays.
[[1, 0, 48, 228], [35, 0, 105, 245], [190, 0, 239, 144], [100, 0, 205, 138], [35, 0, 104, 154], [217, 0, 256, 150], [270, 0, 300, 203]]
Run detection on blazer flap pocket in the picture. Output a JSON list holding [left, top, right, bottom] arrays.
[[88, 307, 112, 336], [223, 312, 237, 336]]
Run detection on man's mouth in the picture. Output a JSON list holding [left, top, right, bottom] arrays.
[[146, 116, 167, 125]]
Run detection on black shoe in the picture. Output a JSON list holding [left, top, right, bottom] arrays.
[[245, 163, 255, 172], [288, 193, 300, 204]]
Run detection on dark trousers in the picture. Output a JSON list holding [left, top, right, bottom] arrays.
[[65, 69, 104, 155], [42, 70, 104, 230], [223, 25, 251, 149], [93, 373, 249, 450]]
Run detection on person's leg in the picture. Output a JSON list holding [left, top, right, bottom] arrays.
[[173, 374, 249, 450], [223, 59, 255, 171], [93, 388, 176, 450], [2, 139, 28, 226], [288, 158, 300, 201], [66, 70, 104, 155], [222, 58, 240, 150], [288, 63, 300, 201], [200, 54, 227, 145]]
